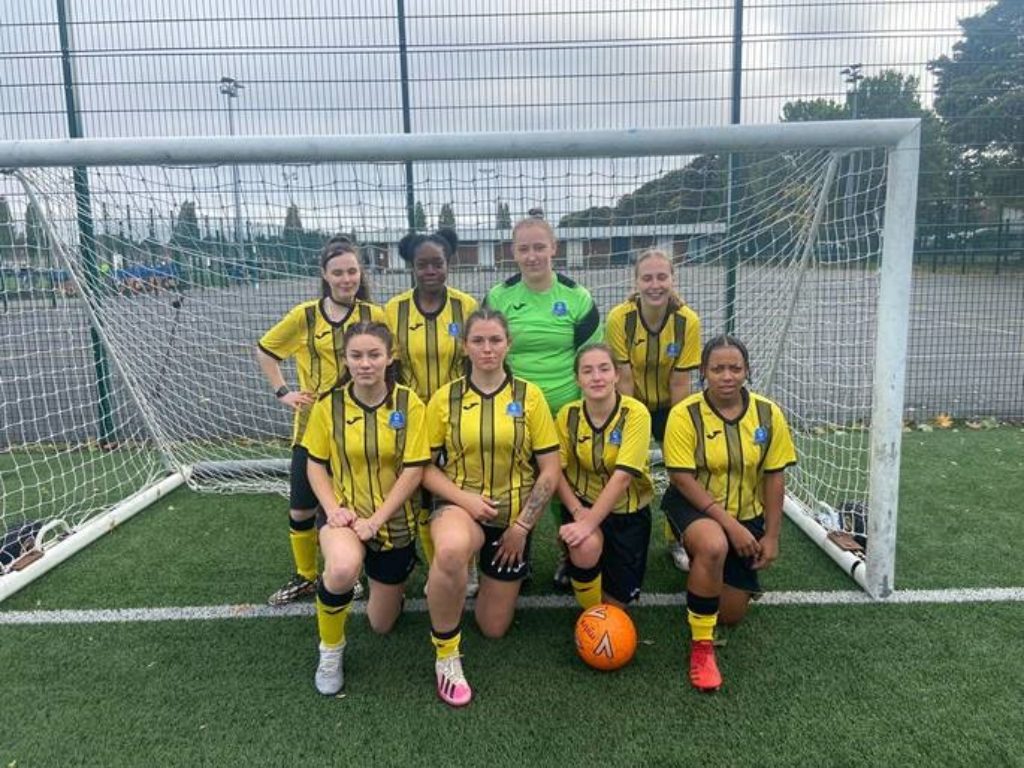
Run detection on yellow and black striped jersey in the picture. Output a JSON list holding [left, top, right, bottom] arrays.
[[385, 286, 478, 403], [606, 298, 701, 411], [426, 375, 560, 528], [664, 389, 797, 521], [301, 382, 430, 551], [556, 394, 654, 514], [259, 298, 388, 444]]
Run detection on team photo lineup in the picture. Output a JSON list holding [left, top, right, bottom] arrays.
[[257, 214, 797, 704]]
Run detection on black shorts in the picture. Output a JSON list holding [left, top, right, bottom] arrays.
[[477, 522, 532, 582], [289, 445, 319, 511], [650, 406, 671, 444], [661, 486, 765, 594], [562, 502, 651, 604], [313, 513, 418, 586]]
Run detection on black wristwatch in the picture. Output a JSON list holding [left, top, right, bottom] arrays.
[[274, 386, 290, 399]]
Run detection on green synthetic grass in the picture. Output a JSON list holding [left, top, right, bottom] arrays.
[[1, 428, 1022, 766], [3, 604, 1022, 767]]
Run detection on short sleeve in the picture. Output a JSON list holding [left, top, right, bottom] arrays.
[[605, 305, 629, 365], [527, 384, 560, 454], [614, 404, 651, 476], [426, 386, 449, 451], [403, 391, 431, 466], [300, 394, 333, 463], [763, 403, 798, 472], [663, 402, 697, 473], [555, 403, 572, 469], [675, 306, 702, 372], [258, 305, 306, 361]]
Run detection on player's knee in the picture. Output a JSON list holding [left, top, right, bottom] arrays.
[[322, 560, 360, 591], [718, 592, 752, 625], [476, 614, 512, 639], [367, 612, 399, 635], [569, 538, 601, 570], [432, 538, 471, 576], [690, 530, 728, 566]]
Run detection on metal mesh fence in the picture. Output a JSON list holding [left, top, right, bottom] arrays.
[[1, 1, 1021, 420]]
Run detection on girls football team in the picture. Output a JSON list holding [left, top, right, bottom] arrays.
[[259, 222, 796, 703]]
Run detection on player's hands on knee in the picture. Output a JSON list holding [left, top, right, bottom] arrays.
[[351, 517, 379, 542], [752, 535, 778, 570], [559, 519, 596, 549], [461, 493, 498, 523], [491, 525, 527, 573], [726, 518, 760, 559], [325, 505, 357, 528]]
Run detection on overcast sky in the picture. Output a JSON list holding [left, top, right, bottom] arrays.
[[0, 1, 994, 234]]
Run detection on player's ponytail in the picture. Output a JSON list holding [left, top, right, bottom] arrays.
[[398, 228, 459, 266]]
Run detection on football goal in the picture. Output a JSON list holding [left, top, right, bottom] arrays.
[[0, 120, 920, 599]]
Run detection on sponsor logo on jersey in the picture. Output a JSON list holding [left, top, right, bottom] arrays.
[[409, 322, 424, 331], [705, 429, 722, 439]]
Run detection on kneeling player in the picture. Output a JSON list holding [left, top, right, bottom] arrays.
[[301, 322, 429, 695], [662, 334, 797, 692], [555, 343, 654, 610]]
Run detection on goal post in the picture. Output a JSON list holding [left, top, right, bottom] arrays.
[[0, 119, 920, 601]]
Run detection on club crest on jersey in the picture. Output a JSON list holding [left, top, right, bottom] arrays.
[[447, 322, 461, 337], [388, 410, 406, 429], [753, 426, 768, 445], [666, 342, 681, 357], [609, 429, 622, 446], [552, 300, 568, 317], [506, 401, 524, 417]]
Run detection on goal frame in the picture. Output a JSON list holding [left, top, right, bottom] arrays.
[[0, 119, 920, 600]]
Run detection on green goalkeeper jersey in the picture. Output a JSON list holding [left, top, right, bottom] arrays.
[[485, 273, 601, 414]]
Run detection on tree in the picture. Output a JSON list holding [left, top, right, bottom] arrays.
[[0, 197, 13, 306], [25, 201, 50, 272], [496, 200, 511, 229], [929, 0, 1024, 206], [413, 201, 427, 230], [439, 203, 456, 228], [283, 203, 302, 235], [781, 98, 848, 123]]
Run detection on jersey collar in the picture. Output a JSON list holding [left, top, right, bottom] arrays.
[[583, 392, 621, 433], [412, 286, 449, 319], [702, 387, 750, 425]]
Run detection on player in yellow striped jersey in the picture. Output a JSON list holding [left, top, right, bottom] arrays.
[[257, 236, 387, 606], [662, 335, 797, 692], [554, 344, 654, 611], [422, 308, 561, 707], [301, 322, 430, 695], [606, 249, 701, 572], [385, 229, 479, 591]]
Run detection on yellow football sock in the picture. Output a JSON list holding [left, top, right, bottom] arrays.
[[571, 574, 603, 610], [289, 519, 318, 581], [663, 518, 676, 545], [687, 609, 718, 643], [431, 627, 462, 660], [317, 586, 354, 648]]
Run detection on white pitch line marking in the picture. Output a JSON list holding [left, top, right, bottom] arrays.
[[1, 587, 1022, 626]]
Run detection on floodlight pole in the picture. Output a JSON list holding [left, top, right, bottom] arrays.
[[219, 77, 245, 279], [724, 0, 743, 335], [841, 64, 865, 225]]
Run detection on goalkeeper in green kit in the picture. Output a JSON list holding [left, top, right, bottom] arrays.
[[485, 213, 601, 587]]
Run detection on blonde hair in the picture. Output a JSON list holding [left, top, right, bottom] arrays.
[[629, 248, 684, 312], [512, 216, 557, 244]]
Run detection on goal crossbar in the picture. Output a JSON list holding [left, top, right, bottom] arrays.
[[0, 119, 920, 168]]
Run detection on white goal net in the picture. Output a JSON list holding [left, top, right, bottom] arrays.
[[0, 122, 920, 598]]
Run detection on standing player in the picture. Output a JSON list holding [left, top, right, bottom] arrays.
[[385, 229, 479, 594], [301, 322, 429, 695], [485, 216, 601, 587], [422, 308, 561, 707], [662, 335, 797, 692], [555, 343, 654, 610], [606, 248, 701, 572], [257, 235, 387, 606]]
